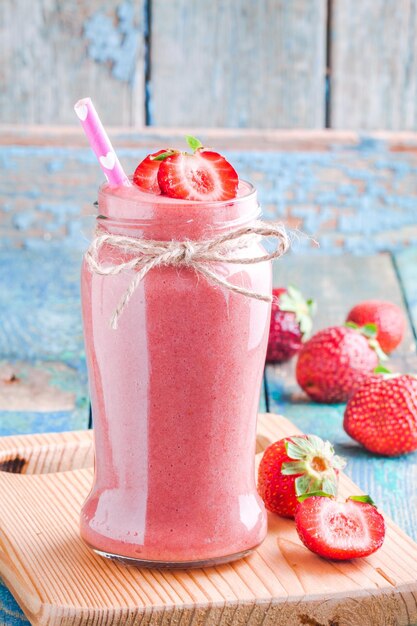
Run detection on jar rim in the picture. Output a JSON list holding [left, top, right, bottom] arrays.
[[97, 179, 261, 236], [98, 179, 257, 210]]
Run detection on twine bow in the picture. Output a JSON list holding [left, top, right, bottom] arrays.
[[85, 220, 289, 329]]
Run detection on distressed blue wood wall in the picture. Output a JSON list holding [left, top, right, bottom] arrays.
[[2, 0, 417, 129], [1, 131, 417, 254]]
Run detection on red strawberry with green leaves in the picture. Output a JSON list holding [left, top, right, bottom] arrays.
[[266, 286, 315, 363], [133, 149, 173, 193], [296, 324, 387, 403], [346, 300, 406, 354], [295, 494, 385, 560], [257, 435, 346, 518], [344, 374, 417, 456], [132, 137, 239, 201], [157, 136, 239, 201]]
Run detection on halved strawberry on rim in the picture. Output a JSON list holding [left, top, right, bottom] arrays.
[[133, 149, 173, 193], [157, 138, 239, 202]]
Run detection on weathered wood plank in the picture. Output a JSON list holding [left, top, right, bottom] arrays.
[[259, 377, 267, 413], [2, 133, 417, 254], [330, 0, 417, 130], [0, 1, 146, 125], [0, 249, 88, 434], [2, 126, 417, 150], [265, 254, 417, 540], [394, 247, 417, 338], [0, 362, 76, 412], [150, 0, 327, 128], [0, 583, 27, 626]]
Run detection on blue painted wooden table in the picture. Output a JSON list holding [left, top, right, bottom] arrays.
[[1, 129, 417, 624]]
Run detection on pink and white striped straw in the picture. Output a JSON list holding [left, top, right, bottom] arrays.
[[74, 97, 131, 187]]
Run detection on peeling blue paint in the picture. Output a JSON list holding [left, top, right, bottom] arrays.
[[356, 135, 388, 152], [12, 212, 35, 230], [36, 202, 80, 216], [83, 1, 141, 84], [46, 160, 65, 173], [2, 143, 417, 255]]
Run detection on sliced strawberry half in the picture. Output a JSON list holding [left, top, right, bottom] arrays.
[[295, 494, 385, 560], [133, 149, 173, 193], [157, 149, 239, 201]]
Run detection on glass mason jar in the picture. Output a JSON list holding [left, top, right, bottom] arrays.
[[80, 180, 271, 567]]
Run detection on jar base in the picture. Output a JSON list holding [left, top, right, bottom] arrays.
[[93, 546, 257, 569]]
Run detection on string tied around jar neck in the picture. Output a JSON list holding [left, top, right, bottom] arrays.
[[85, 220, 290, 329]]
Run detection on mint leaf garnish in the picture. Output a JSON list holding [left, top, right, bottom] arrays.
[[186, 135, 203, 152]]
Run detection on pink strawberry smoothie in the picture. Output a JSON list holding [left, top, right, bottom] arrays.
[[80, 181, 271, 565]]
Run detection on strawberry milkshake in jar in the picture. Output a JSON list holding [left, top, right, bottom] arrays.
[[79, 133, 288, 567]]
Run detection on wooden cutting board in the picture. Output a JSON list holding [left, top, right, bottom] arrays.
[[0, 414, 416, 626]]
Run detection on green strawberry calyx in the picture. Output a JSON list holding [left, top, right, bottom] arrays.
[[297, 493, 377, 507], [297, 491, 334, 502], [151, 150, 177, 161], [345, 321, 388, 363], [151, 136, 205, 163], [348, 494, 377, 507], [374, 365, 392, 374], [278, 285, 316, 340], [281, 435, 346, 498]]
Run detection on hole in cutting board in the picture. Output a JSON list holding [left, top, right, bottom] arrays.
[[0, 455, 27, 473]]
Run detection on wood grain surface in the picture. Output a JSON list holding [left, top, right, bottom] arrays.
[[0, 414, 416, 626], [3, 2, 417, 129], [3, 126, 417, 149], [150, 0, 326, 128], [395, 247, 417, 337], [0, 0, 326, 129], [0, 0, 146, 126], [330, 0, 417, 130]]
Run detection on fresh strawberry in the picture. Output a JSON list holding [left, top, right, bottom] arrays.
[[295, 494, 385, 560], [346, 300, 406, 354], [266, 286, 315, 363], [295, 325, 386, 403], [133, 149, 173, 193], [257, 435, 345, 518], [344, 374, 417, 456], [157, 136, 238, 201]]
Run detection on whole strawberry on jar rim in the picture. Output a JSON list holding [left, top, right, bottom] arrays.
[[133, 135, 239, 201]]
